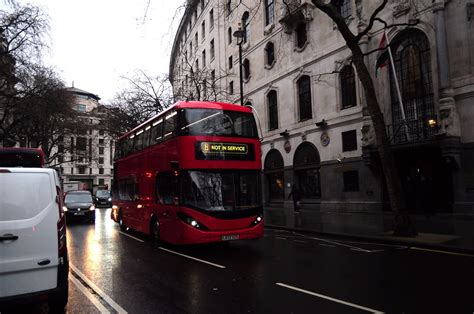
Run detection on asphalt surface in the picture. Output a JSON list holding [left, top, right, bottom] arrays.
[[7, 207, 474, 313]]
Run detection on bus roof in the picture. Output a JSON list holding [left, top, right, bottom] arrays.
[[0, 147, 45, 167], [118, 101, 253, 141]]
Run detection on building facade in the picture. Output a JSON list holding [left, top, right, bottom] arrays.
[[60, 87, 114, 193], [169, 0, 474, 213]]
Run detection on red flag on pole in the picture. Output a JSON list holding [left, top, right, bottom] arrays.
[[375, 32, 389, 74]]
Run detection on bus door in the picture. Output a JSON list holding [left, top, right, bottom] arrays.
[[155, 172, 179, 242]]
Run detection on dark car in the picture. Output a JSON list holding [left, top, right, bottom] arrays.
[[95, 190, 112, 208], [63, 191, 95, 223]]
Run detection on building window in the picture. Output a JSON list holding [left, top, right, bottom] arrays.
[[195, 59, 199, 71], [76, 137, 87, 151], [267, 90, 278, 130], [200, 0, 204, 10], [201, 21, 205, 40], [340, 65, 357, 109], [295, 22, 307, 49], [242, 11, 250, 43], [202, 49, 206, 66], [209, 9, 214, 29], [78, 167, 86, 175], [99, 138, 104, 145], [334, 0, 352, 19], [76, 104, 86, 112], [194, 33, 198, 49], [99, 157, 104, 164], [265, 41, 275, 66], [264, 0, 274, 25], [297, 75, 312, 121], [293, 142, 321, 199], [264, 149, 285, 200], [99, 179, 105, 186], [210, 39, 215, 60], [190, 42, 193, 55], [211, 70, 215, 82], [342, 130, 357, 152], [99, 168, 104, 175], [343, 170, 359, 192], [229, 81, 234, 95], [99, 147, 104, 155], [228, 55, 233, 69], [228, 27, 232, 45], [243, 58, 250, 80]]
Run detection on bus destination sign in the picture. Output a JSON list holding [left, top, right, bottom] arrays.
[[195, 141, 255, 161]]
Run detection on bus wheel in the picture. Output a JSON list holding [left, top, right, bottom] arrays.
[[118, 211, 126, 231], [151, 218, 161, 244]]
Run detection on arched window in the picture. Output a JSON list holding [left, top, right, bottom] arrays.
[[332, 0, 352, 19], [340, 65, 357, 109], [267, 90, 278, 130], [242, 11, 250, 43], [228, 27, 232, 45], [295, 22, 307, 49], [243, 58, 250, 80], [293, 142, 321, 199], [264, 0, 274, 25], [264, 149, 284, 200], [265, 42, 275, 66], [297, 75, 312, 121], [390, 29, 434, 143]]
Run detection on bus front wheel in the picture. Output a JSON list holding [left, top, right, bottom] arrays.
[[118, 211, 127, 231]]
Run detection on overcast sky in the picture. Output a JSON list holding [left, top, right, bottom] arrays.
[[22, 0, 183, 103]]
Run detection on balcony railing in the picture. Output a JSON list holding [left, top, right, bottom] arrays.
[[387, 119, 438, 145]]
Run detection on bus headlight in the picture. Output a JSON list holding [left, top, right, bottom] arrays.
[[249, 214, 263, 227], [177, 212, 208, 230]]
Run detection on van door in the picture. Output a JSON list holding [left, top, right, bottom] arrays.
[[0, 169, 59, 298]]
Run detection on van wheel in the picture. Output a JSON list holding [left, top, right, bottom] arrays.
[[151, 218, 161, 245], [118, 211, 126, 231], [48, 285, 68, 313]]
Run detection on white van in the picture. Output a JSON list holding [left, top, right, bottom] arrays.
[[0, 168, 69, 311]]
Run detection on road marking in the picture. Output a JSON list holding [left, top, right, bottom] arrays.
[[70, 263, 128, 314], [410, 247, 474, 258], [70, 276, 110, 313], [276, 283, 384, 314], [275, 237, 288, 240], [158, 247, 226, 269], [119, 231, 145, 243], [289, 231, 374, 253], [293, 240, 307, 243], [319, 243, 336, 248]]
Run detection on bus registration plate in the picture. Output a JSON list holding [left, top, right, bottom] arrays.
[[222, 234, 239, 241]]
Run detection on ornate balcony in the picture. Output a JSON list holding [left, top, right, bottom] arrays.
[[279, 0, 315, 33]]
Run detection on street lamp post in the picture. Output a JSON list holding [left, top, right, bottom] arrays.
[[233, 27, 244, 106]]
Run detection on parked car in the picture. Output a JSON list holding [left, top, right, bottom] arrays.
[[63, 190, 96, 223], [95, 190, 112, 208], [0, 168, 68, 311]]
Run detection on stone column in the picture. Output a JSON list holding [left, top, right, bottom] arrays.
[[433, 0, 461, 139]]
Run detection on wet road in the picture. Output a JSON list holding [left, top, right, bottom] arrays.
[[11, 207, 474, 313]]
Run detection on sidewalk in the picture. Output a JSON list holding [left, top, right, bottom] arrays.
[[264, 208, 474, 254]]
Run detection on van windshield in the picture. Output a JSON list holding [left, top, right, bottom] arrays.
[[96, 190, 111, 198], [0, 172, 53, 221], [65, 193, 93, 203]]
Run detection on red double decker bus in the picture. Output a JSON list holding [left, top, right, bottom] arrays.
[[111, 101, 263, 245], [0, 147, 45, 167]]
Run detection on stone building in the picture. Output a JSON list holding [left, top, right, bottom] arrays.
[[169, 0, 474, 213], [60, 87, 114, 193]]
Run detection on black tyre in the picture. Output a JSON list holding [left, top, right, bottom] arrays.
[[48, 283, 68, 313], [118, 211, 126, 231], [151, 218, 161, 245]]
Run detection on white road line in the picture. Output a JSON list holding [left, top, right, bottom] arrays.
[[410, 247, 474, 258], [158, 247, 226, 269], [69, 276, 110, 314], [275, 237, 288, 240], [276, 283, 384, 314], [70, 263, 128, 314], [319, 243, 336, 248], [288, 231, 374, 253], [119, 231, 145, 243]]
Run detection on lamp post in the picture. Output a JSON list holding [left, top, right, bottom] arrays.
[[233, 26, 244, 106]]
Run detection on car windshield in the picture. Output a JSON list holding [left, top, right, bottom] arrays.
[[180, 170, 261, 211], [96, 190, 111, 198], [65, 193, 93, 203], [179, 108, 258, 138]]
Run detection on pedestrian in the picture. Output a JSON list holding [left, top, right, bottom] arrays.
[[288, 184, 301, 213]]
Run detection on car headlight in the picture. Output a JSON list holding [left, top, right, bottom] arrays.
[[108, 197, 112, 202], [89, 205, 96, 211], [62, 206, 68, 212]]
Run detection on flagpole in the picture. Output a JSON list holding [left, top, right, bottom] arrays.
[[385, 31, 411, 141]]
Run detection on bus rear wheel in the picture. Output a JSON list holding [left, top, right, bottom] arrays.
[[151, 218, 161, 245]]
